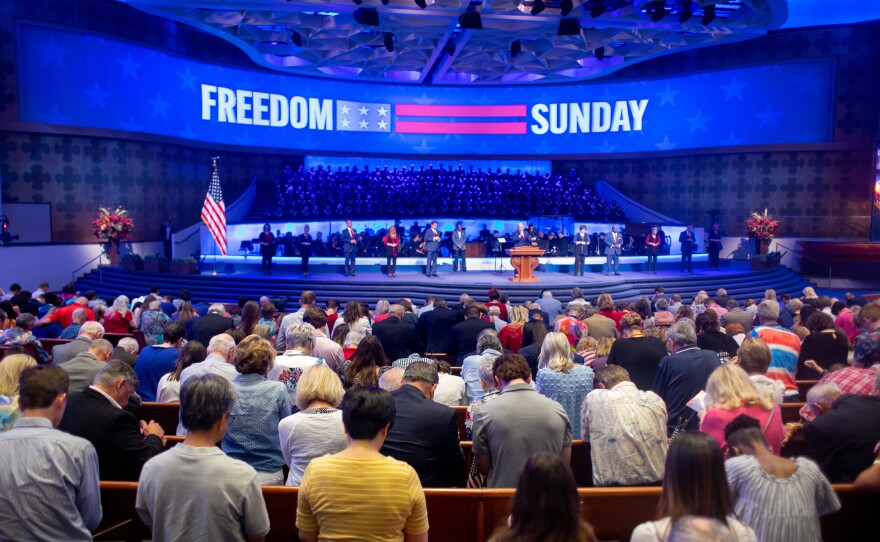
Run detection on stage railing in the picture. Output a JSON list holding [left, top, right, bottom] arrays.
[[70, 252, 106, 284], [775, 242, 832, 289]]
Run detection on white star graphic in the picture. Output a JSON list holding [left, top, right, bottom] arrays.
[[358, 106, 369, 116], [377, 120, 388, 130], [340, 104, 351, 115], [359, 119, 369, 129], [377, 106, 388, 117], [340, 118, 351, 128]]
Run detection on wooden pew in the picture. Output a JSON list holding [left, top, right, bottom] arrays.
[[797, 380, 819, 399], [96, 482, 877, 542], [461, 440, 593, 487], [0, 343, 41, 361], [451, 405, 468, 440], [39, 338, 71, 355], [781, 403, 806, 423], [137, 402, 180, 433]]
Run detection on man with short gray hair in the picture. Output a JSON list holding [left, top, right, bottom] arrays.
[[487, 306, 506, 333], [380, 362, 466, 487], [462, 331, 504, 403], [59, 361, 166, 480], [372, 303, 421, 362], [136, 375, 270, 541], [177, 333, 238, 435], [651, 320, 721, 436], [52, 321, 105, 366], [192, 304, 234, 346], [379, 367, 405, 392], [113, 337, 140, 367], [60, 308, 88, 339], [751, 299, 801, 402], [60, 338, 114, 394]]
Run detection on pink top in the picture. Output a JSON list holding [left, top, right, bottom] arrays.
[[701, 403, 785, 456]]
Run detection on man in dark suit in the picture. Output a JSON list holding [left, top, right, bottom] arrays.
[[513, 223, 529, 247], [679, 224, 695, 273], [452, 223, 467, 272], [419, 299, 458, 353], [380, 362, 466, 487], [651, 321, 721, 436], [58, 361, 166, 481], [373, 305, 421, 362], [112, 337, 139, 367], [604, 224, 622, 276], [341, 219, 358, 277], [60, 339, 113, 394], [573, 225, 588, 276], [447, 307, 494, 365], [424, 221, 441, 277], [192, 304, 234, 346]]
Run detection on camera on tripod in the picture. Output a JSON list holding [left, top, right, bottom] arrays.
[[0, 215, 20, 245]]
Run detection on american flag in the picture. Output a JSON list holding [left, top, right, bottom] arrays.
[[201, 156, 227, 256], [336, 100, 392, 133], [394, 104, 528, 135]]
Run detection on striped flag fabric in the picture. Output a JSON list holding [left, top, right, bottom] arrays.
[[201, 156, 227, 256], [394, 104, 528, 135]]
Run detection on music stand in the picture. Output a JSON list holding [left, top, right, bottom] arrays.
[[494, 238, 507, 274]]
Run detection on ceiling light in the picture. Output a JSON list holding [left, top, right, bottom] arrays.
[[459, 11, 483, 30], [590, 1, 605, 18], [595, 46, 605, 61], [353, 7, 380, 26], [510, 39, 522, 57], [701, 4, 716, 25], [557, 18, 581, 36], [560, 0, 574, 16], [384, 32, 394, 52], [531, 0, 546, 16]]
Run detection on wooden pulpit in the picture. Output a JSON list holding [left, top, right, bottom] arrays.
[[506, 246, 545, 282]]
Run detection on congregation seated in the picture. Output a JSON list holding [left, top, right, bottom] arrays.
[[59, 307, 89, 339], [449, 306, 495, 364], [270, 323, 322, 405], [751, 300, 802, 402], [417, 298, 457, 353], [373, 304, 421, 362], [735, 336, 785, 405], [51, 320, 105, 365], [60, 338, 114, 394], [156, 340, 206, 402], [0, 313, 49, 363], [302, 307, 344, 372], [103, 295, 135, 334], [0, 353, 38, 432], [535, 332, 593, 440], [606, 312, 667, 391], [139, 300, 171, 346], [461, 331, 503, 403], [112, 336, 140, 366], [342, 335, 390, 388], [433, 360, 467, 406], [134, 321, 186, 402], [192, 303, 234, 346], [465, 355, 500, 441], [796, 312, 850, 378]]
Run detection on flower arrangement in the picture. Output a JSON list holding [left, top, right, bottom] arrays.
[[746, 208, 779, 240], [92, 206, 134, 244]]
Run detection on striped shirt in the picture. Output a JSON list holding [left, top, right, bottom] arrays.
[[751, 325, 801, 395], [296, 454, 429, 541], [798, 366, 880, 421], [726, 455, 840, 542]]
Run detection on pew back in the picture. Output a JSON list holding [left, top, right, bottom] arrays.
[[138, 402, 181, 434]]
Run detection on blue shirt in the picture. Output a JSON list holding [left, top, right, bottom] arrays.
[[536, 364, 594, 440], [462, 349, 502, 403], [60, 322, 83, 339], [134, 346, 180, 401], [222, 373, 291, 473]]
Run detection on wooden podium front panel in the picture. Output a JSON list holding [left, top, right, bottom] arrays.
[[465, 241, 485, 258]]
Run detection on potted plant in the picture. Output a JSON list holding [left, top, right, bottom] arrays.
[[746, 208, 779, 255], [143, 254, 167, 273], [92, 206, 134, 266], [170, 257, 198, 275], [751, 250, 783, 270], [121, 253, 144, 271]]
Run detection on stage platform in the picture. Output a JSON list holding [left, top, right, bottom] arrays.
[[76, 261, 812, 308]]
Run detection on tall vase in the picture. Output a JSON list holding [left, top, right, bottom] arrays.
[[105, 242, 121, 266], [754, 237, 769, 255]]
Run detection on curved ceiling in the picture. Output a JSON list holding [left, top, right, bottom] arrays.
[[118, 0, 789, 85]]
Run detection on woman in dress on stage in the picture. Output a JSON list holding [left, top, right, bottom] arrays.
[[645, 226, 662, 275], [259, 223, 276, 276], [708, 223, 722, 271], [298, 225, 313, 277], [383, 226, 400, 277]]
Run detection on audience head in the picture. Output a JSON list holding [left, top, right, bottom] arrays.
[[179, 374, 236, 435], [858, 303, 880, 333], [70, 308, 88, 325], [597, 336, 616, 357], [206, 333, 235, 361], [374, 299, 390, 316], [171, 340, 207, 381], [805, 312, 834, 334], [78, 320, 104, 340], [576, 336, 599, 355], [597, 293, 614, 311], [87, 338, 114, 361], [341, 386, 396, 443], [388, 304, 405, 320], [433, 298, 448, 310], [571, 287, 584, 300], [296, 363, 345, 410], [259, 302, 276, 320], [735, 337, 771, 375], [853, 332, 880, 368], [674, 305, 694, 323], [723, 414, 768, 457], [476, 330, 503, 355], [402, 362, 439, 398], [478, 355, 499, 391], [619, 313, 643, 337], [594, 365, 630, 390], [162, 321, 186, 345], [656, 298, 670, 311], [724, 323, 744, 337], [806, 382, 842, 416], [0, 354, 38, 396], [756, 300, 780, 325], [93, 361, 139, 408], [238, 301, 260, 333], [666, 320, 697, 350], [538, 332, 575, 373], [706, 364, 771, 410], [18, 366, 70, 426], [303, 307, 329, 331], [330, 323, 350, 346], [695, 310, 720, 334], [233, 335, 275, 376], [492, 354, 531, 389], [300, 291, 316, 307], [286, 323, 316, 352], [346, 336, 387, 387], [14, 313, 36, 331], [378, 367, 405, 392], [117, 337, 139, 356], [567, 304, 585, 318], [342, 301, 362, 325], [343, 330, 365, 349], [659, 432, 733, 525]]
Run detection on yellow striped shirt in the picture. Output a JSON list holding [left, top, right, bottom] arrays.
[[296, 454, 429, 541]]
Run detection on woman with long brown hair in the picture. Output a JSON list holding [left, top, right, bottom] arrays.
[[342, 335, 388, 389], [342, 300, 371, 336], [238, 300, 261, 337], [631, 432, 756, 541], [383, 225, 400, 277]]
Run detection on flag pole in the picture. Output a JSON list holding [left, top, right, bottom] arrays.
[[211, 155, 220, 276]]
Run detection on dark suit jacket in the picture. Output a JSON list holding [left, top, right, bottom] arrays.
[[341, 227, 358, 254], [423, 227, 442, 252], [574, 232, 589, 255], [380, 385, 466, 487], [192, 313, 233, 346], [58, 388, 164, 481], [373, 317, 421, 362], [419, 307, 458, 353], [448, 318, 494, 364], [679, 230, 695, 254], [604, 231, 622, 255], [803, 394, 880, 483], [112, 346, 138, 367], [651, 347, 721, 436]]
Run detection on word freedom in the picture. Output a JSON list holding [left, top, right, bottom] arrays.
[[201, 84, 649, 135]]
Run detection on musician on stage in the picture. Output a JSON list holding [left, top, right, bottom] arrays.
[[573, 225, 588, 277], [645, 225, 662, 275], [383, 225, 400, 278], [679, 224, 695, 273], [452, 223, 467, 272], [424, 221, 441, 277], [605, 225, 622, 276], [707, 223, 722, 271], [298, 225, 313, 277], [527, 224, 539, 246], [513, 223, 529, 247], [341, 219, 358, 277], [258, 223, 276, 276]]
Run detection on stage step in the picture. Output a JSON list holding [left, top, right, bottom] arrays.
[[76, 265, 811, 309]]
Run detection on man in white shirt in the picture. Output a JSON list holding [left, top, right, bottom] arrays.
[[270, 323, 323, 404], [418, 296, 436, 317], [0, 366, 102, 541], [487, 306, 507, 333], [178, 334, 237, 435], [433, 361, 468, 406], [304, 307, 344, 373], [581, 365, 667, 486], [275, 291, 316, 349]]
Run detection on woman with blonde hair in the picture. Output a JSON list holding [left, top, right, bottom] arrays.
[[372, 300, 391, 324], [278, 364, 347, 486], [536, 332, 593, 439], [594, 335, 615, 368], [575, 336, 599, 366], [700, 364, 784, 456], [802, 286, 818, 300], [499, 305, 529, 352], [0, 354, 38, 432], [103, 294, 135, 334]]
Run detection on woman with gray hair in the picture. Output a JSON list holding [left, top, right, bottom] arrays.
[[372, 299, 391, 323], [464, 355, 501, 439], [536, 332, 594, 439], [103, 294, 135, 334], [139, 299, 170, 346], [137, 374, 271, 541], [461, 330, 503, 403], [269, 323, 323, 405]]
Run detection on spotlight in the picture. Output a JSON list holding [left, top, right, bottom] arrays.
[[510, 39, 522, 57], [384, 32, 394, 52], [590, 1, 606, 18], [531, 0, 546, 16], [414, 0, 428, 8], [458, 11, 483, 30], [701, 4, 716, 25], [650, 2, 667, 22], [557, 18, 581, 36], [353, 7, 380, 26], [291, 30, 303, 47], [594, 46, 605, 61], [560, 0, 574, 16], [679, 2, 693, 23]]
